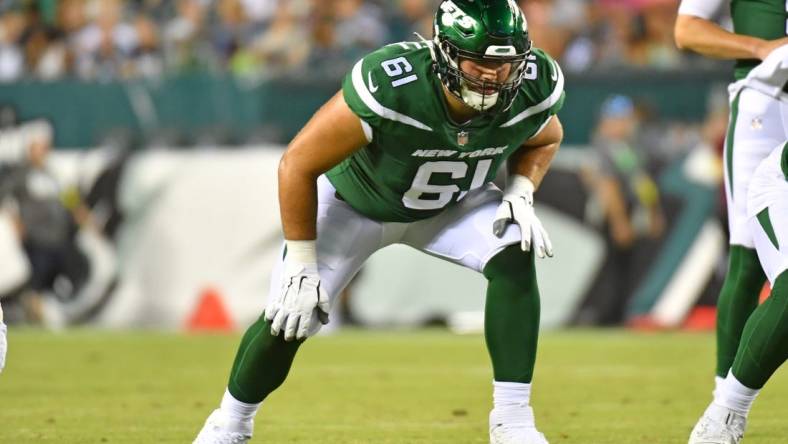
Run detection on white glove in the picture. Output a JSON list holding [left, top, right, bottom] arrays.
[[264, 240, 330, 341], [492, 175, 553, 258], [743, 45, 788, 98]]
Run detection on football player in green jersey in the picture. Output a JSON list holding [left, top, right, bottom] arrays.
[[676, 0, 788, 442], [194, 1, 564, 443]]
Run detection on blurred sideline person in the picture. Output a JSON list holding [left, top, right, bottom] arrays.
[[0, 116, 55, 373], [194, 1, 565, 444], [0, 121, 86, 318], [0, 119, 116, 327], [577, 95, 664, 325], [675, 1, 788, 442], [0, 108, 37, 375]]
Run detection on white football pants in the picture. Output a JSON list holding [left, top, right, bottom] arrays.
[[268, 175, 523, 335], [747, 144, 788, 285], [725, 86, 788, 248]]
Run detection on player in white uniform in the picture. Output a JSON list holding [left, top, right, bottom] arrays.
[[747, 143, 788, 285], [676, 0, 788, 442], [687, 142, 788, 444]]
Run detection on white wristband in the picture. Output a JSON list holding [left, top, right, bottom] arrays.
[[505, 175, 535, 197], [285, 240, 318, 265]]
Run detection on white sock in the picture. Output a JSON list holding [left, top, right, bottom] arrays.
[[493, 380, 531, 409], [220, 389, 261, 421], [712, 375, 724, 398], [0, 301, 4, 323], [713, 371, 759, 416]]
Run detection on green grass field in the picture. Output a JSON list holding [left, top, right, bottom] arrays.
[[0, 329, 786, 444]]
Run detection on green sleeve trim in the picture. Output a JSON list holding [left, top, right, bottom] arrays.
[[349, 59, 433, 132], [500, 58, 564, 128], [757, 207, 780, 250]]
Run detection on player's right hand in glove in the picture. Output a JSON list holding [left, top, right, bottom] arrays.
[[264, 240, 330, 341]]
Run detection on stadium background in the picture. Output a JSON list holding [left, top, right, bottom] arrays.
[[0, 0, 735, 331], [2, 1, 783, 443]]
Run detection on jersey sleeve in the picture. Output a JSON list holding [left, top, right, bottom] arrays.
[[540, 51, 565, 117], [342, 44, 422, 142], [342, 55, 387, 139], [502, 48, 565, 137], [525, 48, 565, 116], [678, 0, 727, 20]]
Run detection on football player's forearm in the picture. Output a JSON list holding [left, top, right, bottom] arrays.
[[278, 156, 319, 241], [508, 141, 559, 189], [674, 15, 764, 59]]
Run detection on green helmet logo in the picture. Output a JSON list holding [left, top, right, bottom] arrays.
[[431, 0, 531, 114]]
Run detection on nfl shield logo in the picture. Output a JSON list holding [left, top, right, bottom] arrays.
[[457, 130, 469, 146]]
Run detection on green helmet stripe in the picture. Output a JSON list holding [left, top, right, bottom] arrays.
[[350, 60, 433, 132], [500, 59, 563, 128]]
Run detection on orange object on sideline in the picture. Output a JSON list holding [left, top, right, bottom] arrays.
[[681, 282, 771, 332], [683, 306, 717, 331], [627, 315, 666, 331], [186, 287, 235, 332]]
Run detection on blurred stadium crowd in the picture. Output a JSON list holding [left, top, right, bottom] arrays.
[[0, 0, 724, 82]]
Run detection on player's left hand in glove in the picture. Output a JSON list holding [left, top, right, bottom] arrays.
[[492, 175, 554, 258], [264, 240, 330, 341]]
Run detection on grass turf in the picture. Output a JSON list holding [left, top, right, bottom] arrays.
[[0, 329, 786, 443]]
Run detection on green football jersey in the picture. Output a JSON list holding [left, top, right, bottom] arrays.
[[327, 41, 565, 223], [731, 0, 788, 80]]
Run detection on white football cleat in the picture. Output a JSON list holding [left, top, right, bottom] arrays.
[[489, 404, 548, 444], [0, 322, 6, 373], [688, 403, 746, 444], [193, 409, 253, 444]]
